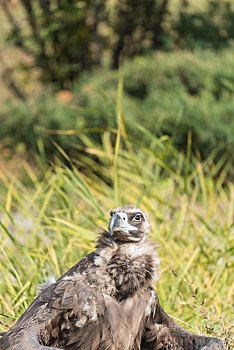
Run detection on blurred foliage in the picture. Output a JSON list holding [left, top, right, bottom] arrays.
[[1, 0, 94, 89], [174, 0, 234, 50], [1, 0, 234, 89], [0, 48, 233, 175]]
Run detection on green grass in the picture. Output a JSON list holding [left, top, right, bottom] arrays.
[[0, 121, 233, 348]]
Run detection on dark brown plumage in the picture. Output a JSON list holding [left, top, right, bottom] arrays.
[[0, 205, 225, 350]]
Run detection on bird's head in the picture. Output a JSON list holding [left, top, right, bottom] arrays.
[[108, 205, 150, 242]]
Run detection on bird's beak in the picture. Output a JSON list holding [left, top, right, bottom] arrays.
[[108, 212, 137, 235]]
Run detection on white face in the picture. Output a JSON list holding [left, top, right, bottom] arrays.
[[108, 205, 151, 242], [108, 212, 138, 234]]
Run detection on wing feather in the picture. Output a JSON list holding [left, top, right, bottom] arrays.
[[142, 288, 225, 350]]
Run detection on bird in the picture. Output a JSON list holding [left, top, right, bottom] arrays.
[[0, 205, 225, 350]]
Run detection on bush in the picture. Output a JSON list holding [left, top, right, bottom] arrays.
[[75, 48, 234, 165], [0, 48, 234, 170], [0, 94, 79, 157], [173, 0, 234, 50]]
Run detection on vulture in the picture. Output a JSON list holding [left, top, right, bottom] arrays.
[[0, 205, 225, 350]]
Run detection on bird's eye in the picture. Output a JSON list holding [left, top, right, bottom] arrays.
[[134, 214, 142, 221]]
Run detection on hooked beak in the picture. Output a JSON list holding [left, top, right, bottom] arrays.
[[108, 212, 137, 235]]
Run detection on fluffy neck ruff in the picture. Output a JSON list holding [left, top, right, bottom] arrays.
[[96, 230, 160, 300]]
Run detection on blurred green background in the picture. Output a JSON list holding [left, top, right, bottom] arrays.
[[0, 0, 234, 172], [0, 1, 233, 347]]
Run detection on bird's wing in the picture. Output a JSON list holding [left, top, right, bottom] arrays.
[[142, 288, 225, 350], [1, 251, 109, 350], [0, 276, 107, 350], [37, 277, 106, 349], [57, 250, 97, 281]]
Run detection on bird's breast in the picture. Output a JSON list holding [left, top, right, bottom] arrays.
[[107, 254, 155, 300]]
